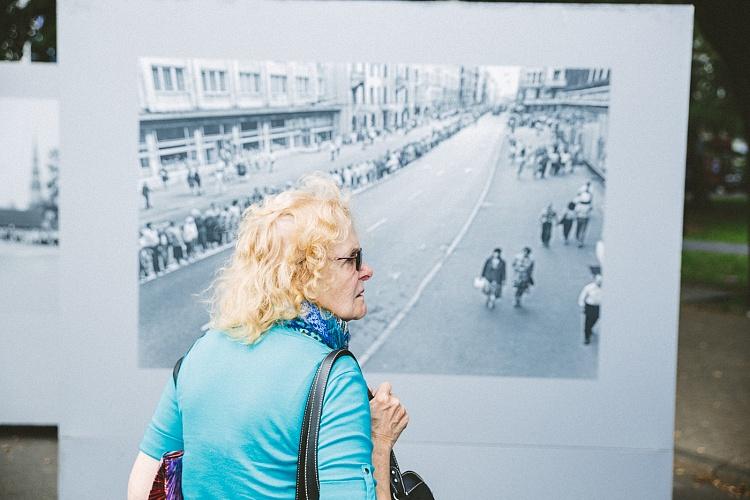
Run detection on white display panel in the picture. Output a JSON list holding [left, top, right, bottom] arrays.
[[21, 1, 695, 497], [0, 65, 61, 426]]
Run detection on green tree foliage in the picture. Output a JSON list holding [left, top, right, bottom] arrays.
[[685, 25, 745, 205], [689, 27, 743, 137], [1, 0, 56, 62]]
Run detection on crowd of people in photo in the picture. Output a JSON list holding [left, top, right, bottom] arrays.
[[507, 110, 600, 249], [140, 110, 480, 211], [507, 113, 590, 181], [0, 207, 59, 247], [539, 180, 595, 249], [139, 110, 484, 281], [331, 114, 474, 190], [477, 109, 605, 344], [139, 191, 270, 280], [0, 224, 59, 246]]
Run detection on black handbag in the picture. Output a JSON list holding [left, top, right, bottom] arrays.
[[297, 349, 435, 500]]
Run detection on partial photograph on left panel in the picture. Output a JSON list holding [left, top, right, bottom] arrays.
[[0, 0, 57, 63], [0, 97, 59, 314]]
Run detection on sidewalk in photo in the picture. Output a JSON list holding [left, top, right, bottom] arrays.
[[139, 119, 455, 226]]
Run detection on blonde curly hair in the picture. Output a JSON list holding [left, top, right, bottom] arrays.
[[208, 174, 354, 344]]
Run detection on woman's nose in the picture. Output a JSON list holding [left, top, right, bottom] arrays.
[[359, 262, 373, 281]]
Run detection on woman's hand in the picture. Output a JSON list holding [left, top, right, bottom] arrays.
[[369, 382, 409, 448]]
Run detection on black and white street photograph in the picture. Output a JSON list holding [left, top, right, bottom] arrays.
[[0, 97, 59, 314], [137, 60, 609, 378]]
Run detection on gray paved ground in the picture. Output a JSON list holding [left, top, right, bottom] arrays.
[[683, 240, 749, 256], [0, 427, 56, 500]]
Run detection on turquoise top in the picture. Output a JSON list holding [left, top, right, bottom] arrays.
[[140, 326, 376, 499]]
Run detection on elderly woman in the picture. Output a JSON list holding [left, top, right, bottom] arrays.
[[128, 175, 408, 499]]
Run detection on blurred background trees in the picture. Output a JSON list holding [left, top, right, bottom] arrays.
[[1, 0, 56, 62]]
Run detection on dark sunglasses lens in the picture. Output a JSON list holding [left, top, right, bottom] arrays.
[[356, 249, 362, 271]]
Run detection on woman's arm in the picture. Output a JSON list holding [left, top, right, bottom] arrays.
[[371, 437, 394, 500], [369, 382, 409, 500], [127, 451, 161, 500], [317, 356, 412, 500]]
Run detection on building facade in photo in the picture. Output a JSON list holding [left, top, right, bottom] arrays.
[[516, 67, 610, 176], [138, 58, 346, 177], [138, 59, 502, 178]]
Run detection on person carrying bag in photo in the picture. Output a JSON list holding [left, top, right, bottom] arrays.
[[127, 175, 433, 499]]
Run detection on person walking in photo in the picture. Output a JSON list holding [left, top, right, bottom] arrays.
[[141, 182, 152, 209], [329, 140, 337, 161], [193, 167, 202, 196], [512, 246, 535, 307], [578, 274, 603, 345], [159, 166, 170, 190], [574, 190, 593, 248], [182, 215, 198, 260], [539, 203, 558, 247], [141, 223, 161, 276], [187, 166, 196, 195], [559, 201, 576, 245], [128, 174, 409, 499], [515, 143, 526, 178], [481, 247, 506, 309], [214, 163, 226, 194], [560, 147, 573, 174], [267, 150, 276, 173], [166, 221, 186, 266], [548, 146, 561, 176]]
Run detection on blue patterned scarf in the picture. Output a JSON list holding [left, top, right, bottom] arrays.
[[278, 301, 350, 350]]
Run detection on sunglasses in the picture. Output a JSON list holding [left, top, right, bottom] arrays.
[[334, 248, 362, 271]]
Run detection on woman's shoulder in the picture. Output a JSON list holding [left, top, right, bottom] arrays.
[[193, 325, 339, 363], [184, 327, 363, 382]]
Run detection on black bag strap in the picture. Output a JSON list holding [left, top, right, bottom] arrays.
[[171, 332, 207, 386], [296, 349, 354, 500], [295, 349, 407, 500]]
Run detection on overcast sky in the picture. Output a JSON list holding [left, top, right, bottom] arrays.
[[484, 66, 521, 100], [0, 98, 59, 210]]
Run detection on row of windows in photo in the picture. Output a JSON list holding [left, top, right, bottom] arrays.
[[139, 129, 334, 172], [140, 114, 335, 144], [151, 65, 317, 97], [524, 68, 611, 86]]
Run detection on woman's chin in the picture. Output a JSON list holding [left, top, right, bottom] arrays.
[[349, 302, 367, 321]]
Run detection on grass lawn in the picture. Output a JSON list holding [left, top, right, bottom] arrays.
[[681, 250, 748, 290], [683, 196, 748, 244]]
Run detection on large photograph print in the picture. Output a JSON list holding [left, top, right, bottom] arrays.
[[137, 59, 609, 378]]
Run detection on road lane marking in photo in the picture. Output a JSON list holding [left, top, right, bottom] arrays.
[[359, 134, 505, 367], [408, 189, 423, 201], [366, 218, 388, 233]]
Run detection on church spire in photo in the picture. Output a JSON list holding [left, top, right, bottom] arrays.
[[30, 136, 43, 207]]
